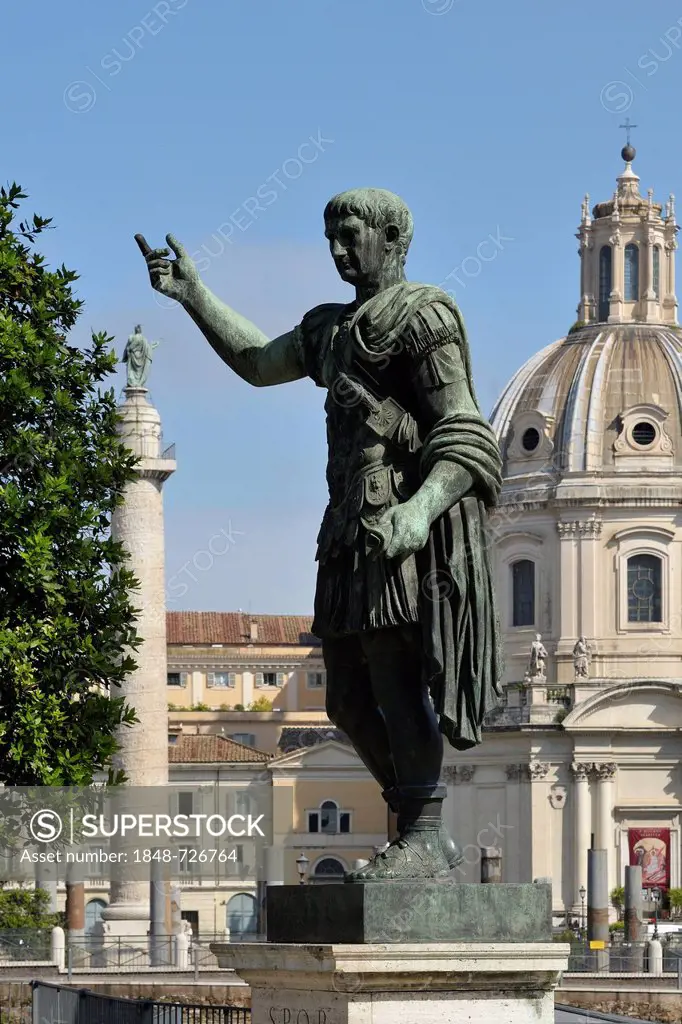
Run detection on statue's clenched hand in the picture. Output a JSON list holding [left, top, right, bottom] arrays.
[[371, 502, 430, 560], [135, 233, 199, 304]]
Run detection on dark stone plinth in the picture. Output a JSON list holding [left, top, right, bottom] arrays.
[[266, 881, 552, 944]]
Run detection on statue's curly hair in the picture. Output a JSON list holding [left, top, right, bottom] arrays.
[[323, 188, 413, 265]]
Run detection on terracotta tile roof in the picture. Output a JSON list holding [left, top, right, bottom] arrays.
[[167, 612, 319, 647], [168, 733, 270, 763]]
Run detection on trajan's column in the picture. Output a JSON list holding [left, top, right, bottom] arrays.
[[99, 327, 176, 937]]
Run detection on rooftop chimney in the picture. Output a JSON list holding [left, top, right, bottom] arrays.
[[250, 620, 259, 642]]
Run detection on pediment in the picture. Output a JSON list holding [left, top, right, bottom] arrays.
[[563, 681, 682, 731], [269, 739, 363, 770]]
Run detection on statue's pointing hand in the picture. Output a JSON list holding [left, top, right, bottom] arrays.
[[135, 233, 199, 305]]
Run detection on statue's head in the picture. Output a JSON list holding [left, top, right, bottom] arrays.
[[134, 324, 142, 333], [535, 633, 542, 641], [323, 188, 413, 287]]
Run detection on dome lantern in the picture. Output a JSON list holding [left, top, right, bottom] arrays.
[[576, 131, 678, 327]]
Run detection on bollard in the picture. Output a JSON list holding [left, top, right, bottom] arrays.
[[51, 926, 65, 970], [480, 847, 502, 883], [175, 930, 189, 969], [647, 938, 663, 976]]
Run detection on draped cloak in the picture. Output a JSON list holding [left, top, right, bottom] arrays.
[[297, 282, 504, 751]]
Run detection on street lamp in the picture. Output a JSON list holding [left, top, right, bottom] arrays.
[[579, 886, 587, 939], [296, 852, 309, 885]]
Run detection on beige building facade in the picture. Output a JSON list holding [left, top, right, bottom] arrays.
[[166, 612, 327, 715]]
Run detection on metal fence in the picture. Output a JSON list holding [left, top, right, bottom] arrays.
[[65, 934, 223, 973], [0, 930, 52, 963], [32, 983, 250, 1024], [565, 940, 682, 984]]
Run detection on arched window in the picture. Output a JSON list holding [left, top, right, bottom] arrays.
[[653, 246, 661, 299], [511, 559, 535, 627], [627, 554, 662, 622], [307, 799, 350, 834], [226, 892, 258, 938], [320, 800, 338, 834], [85, 899, 106, 935], [624, 243, 639, 301], [599, 246, 612, 321], [312, 857, 345, 883]]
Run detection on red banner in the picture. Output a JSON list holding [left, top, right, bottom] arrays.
[[629, 828, 670, 889]]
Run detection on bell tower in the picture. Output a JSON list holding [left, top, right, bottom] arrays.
[[577, 128, 678, 326]]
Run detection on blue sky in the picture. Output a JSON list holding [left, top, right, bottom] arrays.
[[4, 0, 682, 613]]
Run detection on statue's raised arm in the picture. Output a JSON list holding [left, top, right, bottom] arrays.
[[134, 233, 304, 387]]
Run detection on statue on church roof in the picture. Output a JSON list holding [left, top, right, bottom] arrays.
[[525, 633, 547, 682], [122, 325, 160, 389], [572, 636, 591, 679]]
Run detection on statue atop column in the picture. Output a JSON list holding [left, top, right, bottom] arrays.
[[572, 636, 591, 679], [525, 633, 548, 681], [122, 325, 159, 389], [135, 188, 504, 882]]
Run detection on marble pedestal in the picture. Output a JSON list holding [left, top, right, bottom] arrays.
[[211, 941, 570, 1024]]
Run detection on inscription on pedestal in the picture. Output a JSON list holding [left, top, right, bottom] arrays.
[[268, 1009, 332, 1024], [254, 993, 340, 1024]]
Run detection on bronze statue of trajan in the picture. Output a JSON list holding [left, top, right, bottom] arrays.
[[136, 188, 503, 881]]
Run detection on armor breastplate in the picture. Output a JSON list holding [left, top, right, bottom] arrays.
[[315, 313, 418, 562]]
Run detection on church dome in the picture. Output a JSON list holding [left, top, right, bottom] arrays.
[[491, 321, 682, 478], [491, 145, 682, 490]]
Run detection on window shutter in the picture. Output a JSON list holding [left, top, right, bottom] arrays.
[[340, 812, 350, 834], [308, 812, 319, 833], [180, 672, 188, 687], [276, 672, 285, 687], [207, 673, 215, 688], [228, 673, 236, 688], [255, 672, 264, 687]]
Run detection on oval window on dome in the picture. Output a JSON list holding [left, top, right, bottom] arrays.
[[521, 427, 540, 452], [631, 421, 657, 447]]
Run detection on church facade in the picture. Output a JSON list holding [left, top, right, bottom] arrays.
[[443, 142, 682, 919]]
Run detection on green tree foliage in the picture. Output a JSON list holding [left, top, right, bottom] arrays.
[[248, 696, 273, 712], [610, 885, 624, 906], [0, 885, 59, 929], [0, 183, 140, 785], [667, 888, 682, 917]]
